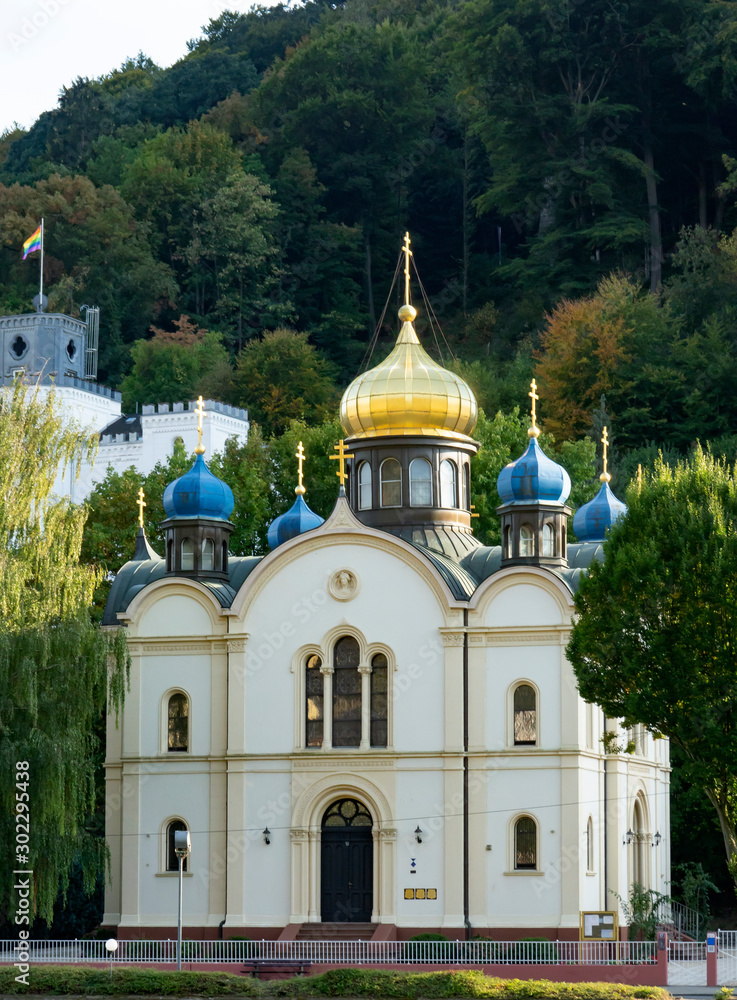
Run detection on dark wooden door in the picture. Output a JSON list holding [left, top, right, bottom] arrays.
[[320, 799, 373, 922]]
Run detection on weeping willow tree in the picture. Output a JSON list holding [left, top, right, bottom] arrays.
[[0, 380, 128, 925]]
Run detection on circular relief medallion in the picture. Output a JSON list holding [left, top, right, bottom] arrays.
[[328, 569, 360, 602]]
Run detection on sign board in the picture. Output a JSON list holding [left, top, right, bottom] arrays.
[[580, 911, 618, 941]]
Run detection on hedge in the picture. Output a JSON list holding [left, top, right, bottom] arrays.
[[0, 965, 673, 999]]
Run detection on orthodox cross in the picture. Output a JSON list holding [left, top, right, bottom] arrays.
[[137, 487, 146, 528], [330, 439, 354, 487], [528, 378, 540, 436], [403, 231, 413, 305], [295, 440, 306, 495], [194, 395, 206, 454], [600, 427, 611, 482]]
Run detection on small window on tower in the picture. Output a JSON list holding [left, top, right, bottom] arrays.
[[519, 523, 534, 557], [201, 538, 214, 571], [380, 459, 402, 507], [440, 459, 457, 508], [542, 523, 554, 557], [514, 816, 537, 870], [358, 462, 372, 510], [181, 538, 194, 571], [513, 684, 537, 745], [409, 458, 432, 507]]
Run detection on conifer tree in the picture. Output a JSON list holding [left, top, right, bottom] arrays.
[[0, 381, 128, 925]]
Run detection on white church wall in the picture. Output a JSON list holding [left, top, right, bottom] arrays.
[[137, 770, 211, 924], [239, 770, 292, 924], [395, 768, 445, 926], [484, 583, 564, 628], [136, 593, 217, 638], [483, 759, 564, 925], [485, 645, 562, 749], [239, 542, 444, 755], [138, 653, 212, 757]]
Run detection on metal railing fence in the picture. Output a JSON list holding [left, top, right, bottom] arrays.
[[0, 938, 657, 966]]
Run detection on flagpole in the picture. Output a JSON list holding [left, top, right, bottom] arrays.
[[39, 217, 44, 309]]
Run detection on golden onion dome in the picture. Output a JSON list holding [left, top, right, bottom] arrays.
[[340, 308, 478, 442]]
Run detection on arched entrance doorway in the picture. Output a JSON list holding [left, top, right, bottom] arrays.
[[321, 798, 373, 922]]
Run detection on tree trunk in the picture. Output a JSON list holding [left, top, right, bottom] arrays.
[[641, 62, 662, 292], [462, 125, 470, 315], [704, 785, 737, 894], [365, 233, 376, 332]]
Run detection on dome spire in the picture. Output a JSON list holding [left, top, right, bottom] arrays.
[[528, 379, 540, 438], [295, 440, 306, 496], [398, 230, 417, 325], [600, 426, 611, 483], [194, 395, 206, 455]]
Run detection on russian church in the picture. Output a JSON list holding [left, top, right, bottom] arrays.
[[102, 242, 669, 939]]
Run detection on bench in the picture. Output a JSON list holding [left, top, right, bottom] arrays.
[[241, 959, 312, 978]]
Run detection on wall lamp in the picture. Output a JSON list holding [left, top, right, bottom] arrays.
[[263, 827, 271, 845], [652, 831, 662, 847], [414, 826, 423, 844]]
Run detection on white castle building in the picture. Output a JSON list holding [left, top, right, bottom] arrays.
[[101, 281, 669, 940], [0, 310, 249, 502]]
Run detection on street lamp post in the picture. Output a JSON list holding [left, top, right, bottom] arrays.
[[105, 938, 118, 980], [174, 830, 191, 971]]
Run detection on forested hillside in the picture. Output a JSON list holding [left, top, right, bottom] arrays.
[[3, 0, 737, 466]]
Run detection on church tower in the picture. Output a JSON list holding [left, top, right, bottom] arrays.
[[340, 234, 479, 556], [160, 398, 234, 579], [496, 380, 572, 570]]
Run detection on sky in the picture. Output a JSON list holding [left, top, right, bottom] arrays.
[[1, 0, 269, 135]]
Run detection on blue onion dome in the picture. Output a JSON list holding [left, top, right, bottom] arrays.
[[162, 452, 234, 521], [267, 494, 324, 550], [497, 436, 572, 505], [573, 479, 627, 542]]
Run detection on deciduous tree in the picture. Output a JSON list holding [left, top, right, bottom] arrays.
[[567, 449, 737, 894]]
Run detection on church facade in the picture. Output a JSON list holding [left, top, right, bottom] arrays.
[[102, 286, 669, 939]]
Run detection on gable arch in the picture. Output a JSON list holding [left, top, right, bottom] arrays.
[[469, 566, 574, 626], [292, 772, 393, 831], [121, 577, 226, 635], [230, 528, 463, 624]]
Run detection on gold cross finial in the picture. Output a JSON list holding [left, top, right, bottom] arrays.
[[194, 395, 206, 454], [295, 440, 306, 495], [137, 487, 146, 528], [528, 379, 540, 438], [403, 231, 413, 306], [600, 426, 611, 483], [330, 439, 354, 488]]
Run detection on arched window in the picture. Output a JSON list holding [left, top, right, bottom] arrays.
[[463, 464, 470, 509], [168, 693, 189, 752], [167, 539, 174, 572], [181, 538, 194, 571], [201, 537, 215, 571], [440, 459, 457, 508], [513, 684, 537, 745], [306, 654, 324, 748], [514, 816, 537, 870], [333, 636, 361, 747], [358, 462, 372, 510], [504, 525, 512, 559], [586, 816, 594, 872], [371, 653, 388, 747], [632, 796, 647, 888], [519, 523, 534, 557], [542, 523, 554, 557], [221, 540, 228, 573], [409, 458, 432, 507], [166, 819, 188, 872], [380, 459, 402, 508]]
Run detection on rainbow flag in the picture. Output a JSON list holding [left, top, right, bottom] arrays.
[[22, 225, 41, 260]]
